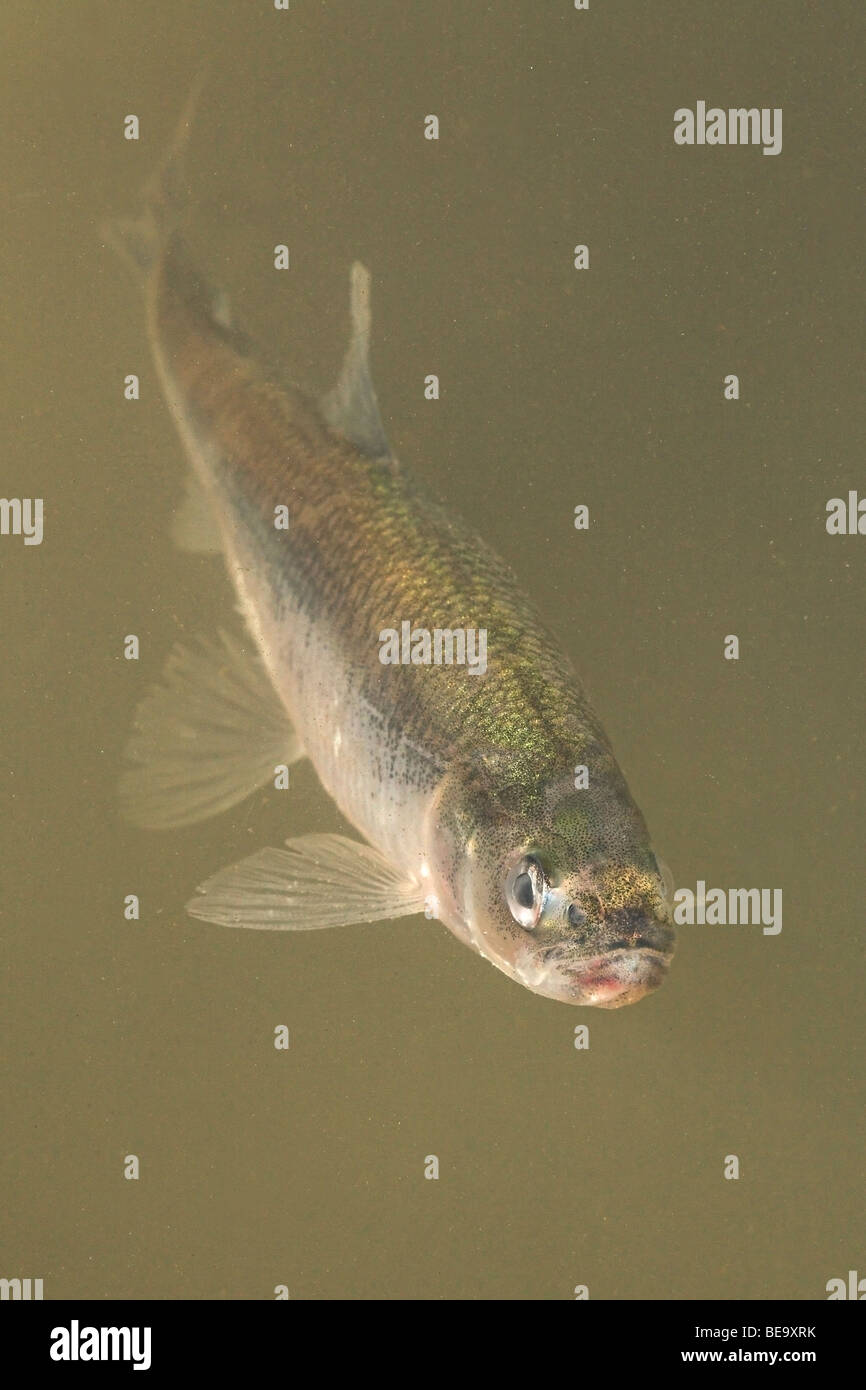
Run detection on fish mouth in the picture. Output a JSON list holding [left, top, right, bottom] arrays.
[[535, 943, 673, 1008]]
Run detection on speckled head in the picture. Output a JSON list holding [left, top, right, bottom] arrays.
[[452, 770, 675, 1007]]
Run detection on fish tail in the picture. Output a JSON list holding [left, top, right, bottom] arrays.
[[101, 65, 209, 277]]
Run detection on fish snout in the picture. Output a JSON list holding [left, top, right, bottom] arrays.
[[538, 944, 671, 1008], [565, 900, 675, 959], [534, 905, 675, 1007], [566, 947, 671, 1007], [601, 906, 676, 959]]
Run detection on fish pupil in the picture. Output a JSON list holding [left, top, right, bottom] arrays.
[[513, 872, 536, 909]]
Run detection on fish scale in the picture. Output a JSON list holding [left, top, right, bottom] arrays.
[[157, 260, 594, 786]]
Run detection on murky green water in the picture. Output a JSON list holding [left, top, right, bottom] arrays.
[[2, 1, 863, 1299]]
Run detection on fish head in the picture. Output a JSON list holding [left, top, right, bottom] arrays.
[[454, 773, 675, 1007]]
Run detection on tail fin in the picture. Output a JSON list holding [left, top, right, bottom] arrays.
[[101, 67, 209, 277]]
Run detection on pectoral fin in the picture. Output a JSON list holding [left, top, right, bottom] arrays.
[[186, 833, 428, 930], [121, 630, 302, 829]]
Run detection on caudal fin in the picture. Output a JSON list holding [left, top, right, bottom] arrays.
[[101, 66, 209, 277]]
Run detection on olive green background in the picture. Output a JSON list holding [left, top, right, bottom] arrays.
[[2, 1, 863, 1299]]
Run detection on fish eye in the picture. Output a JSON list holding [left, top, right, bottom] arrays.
[[506, 856, 547, 930]]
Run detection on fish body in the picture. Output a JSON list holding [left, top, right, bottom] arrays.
[[110, 98, 675, 1007]]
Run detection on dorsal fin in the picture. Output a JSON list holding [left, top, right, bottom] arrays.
[[321, 262, 390, 458]]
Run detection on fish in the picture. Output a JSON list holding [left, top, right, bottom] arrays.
[[106, 88, 676, 1008]]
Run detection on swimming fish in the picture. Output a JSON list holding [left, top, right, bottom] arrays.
[[107, 91, 675, 1008]]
